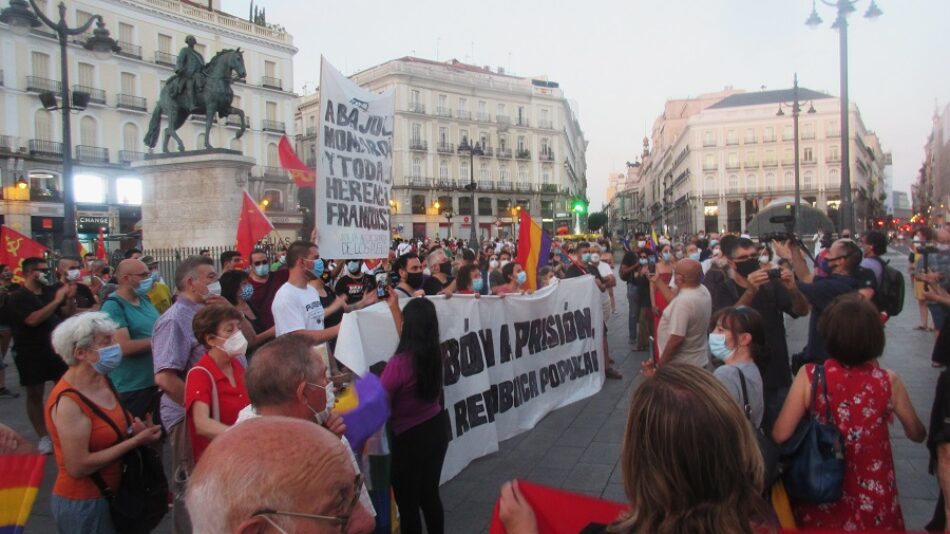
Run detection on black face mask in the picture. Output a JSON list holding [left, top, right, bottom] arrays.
[[406, 272, 424, 289], [735, 259, 759, 278], [439, 262, 453, 276]]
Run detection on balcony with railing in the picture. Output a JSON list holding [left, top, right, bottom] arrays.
[[72, 85, 105, 105], [26, 76, 61, 93], [539, 150, 555, 162], [117, 41, 142, 59], [702, 164, 718, 172], [801, 132, 816, 140], [262, 119, 286, 133], [117, 94, 147, 111], [516, 182, 533, 192], [478, 180, 495, 191], [743, 161, 759, 170], [801, 157, 817, 166], [135, 0, 293, 45], [515, 149, 531, 160], [29, 139, 63, 157], [119, 150, 145, 164], [261, 76, 282, 90], [495, 115, 510, 125], [456, 109, 472, 120], [763, 135, 777, 143], [436, 142, 454, 154], [480, 146, 494, 157], [409, 139, 428, 151], [76, 145, 109, 164], [476, 112, 490, 122], [496, 147, 512, 159], [538, 119, 554, 129], [826, 155, 841, 163], [540, 183, 559, 194], [435, 107, 452, 118], [436, 178, 457, 189], [154, 50, 176, 67], [725, 161, 741, 170], [261, 166, 285, 179], [301, 126, 317, 138], [762, 159, 778, 168], [407, 176, 432, 188], [407, 102, 426, 114], [516, 117, 530, 127]]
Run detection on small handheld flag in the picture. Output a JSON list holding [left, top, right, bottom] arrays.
[[278, 135, 316, 188], [515, 210, 552, 290], [235, 191, 275, 259]]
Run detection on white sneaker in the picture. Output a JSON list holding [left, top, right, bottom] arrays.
[[38, 435, 53, 455]]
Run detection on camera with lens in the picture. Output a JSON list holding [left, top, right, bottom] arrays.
[[767, 268, 782, 280]]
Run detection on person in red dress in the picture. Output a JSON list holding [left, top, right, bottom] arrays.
[[185, 304, 250, 464], [773, 294, 926, 531]]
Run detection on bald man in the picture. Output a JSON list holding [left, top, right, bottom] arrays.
[[100, 259, 162, 419], [187, 416, 375, 534], [648, 259, 712, 370]]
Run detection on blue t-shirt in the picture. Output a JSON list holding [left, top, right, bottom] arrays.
[[101, 294, 160, 394], [797, 273, 874, 362]]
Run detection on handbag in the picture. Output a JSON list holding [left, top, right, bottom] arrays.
[[736, 368, 781, 490], [780, 364, 845, 503], [59, 382, 169, 534]]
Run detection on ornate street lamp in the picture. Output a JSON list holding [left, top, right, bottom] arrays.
[[0, 0, 119, 256], [458, 140, 484, 248], [776, 73, 817, 234], [805, 0, 882, 234]]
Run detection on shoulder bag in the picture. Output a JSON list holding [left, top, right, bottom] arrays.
[[779, 364, 845, 503], [736, 368, 781, 490]]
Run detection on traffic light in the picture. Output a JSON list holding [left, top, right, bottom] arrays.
[[571, 199, 587, 214]]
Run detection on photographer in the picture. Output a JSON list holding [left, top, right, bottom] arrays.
[[772, 238, 875, 365], [703, 236, 809, 431]]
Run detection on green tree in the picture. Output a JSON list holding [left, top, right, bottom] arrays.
[[587, 211, 608, 232]]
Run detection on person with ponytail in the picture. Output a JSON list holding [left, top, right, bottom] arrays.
[[709, 305, 767, 428]]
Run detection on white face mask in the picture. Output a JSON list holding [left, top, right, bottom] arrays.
[[306, 382, 335, 425], [489, 260, 499, 270], [759, 255, 771, 264], [216, 331, 248, 357], [590, 253, 601, 263], [66, 268, 82, 281], [204, 280, 222, 298]]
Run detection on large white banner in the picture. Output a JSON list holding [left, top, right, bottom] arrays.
[[316, 58, 394, 258], [335, 276, 605, 482]]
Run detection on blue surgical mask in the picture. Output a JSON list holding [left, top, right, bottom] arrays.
[[92, 344, 123, 375], [688, 252, 701, 261], [516, 271, 527, 285], [708, 333, 735, 361], [639, 258, 648, 266], [240, 284, 254, 301], [472, 278, 484, 292], [150, 271, 162, 283], [662, 252, 672, 262], [134, 276, 155, 296], [347, 260, 361, 274], [254, 264, 269, 277], [311, 259, 325, 278], [581, 253, 591, 263]]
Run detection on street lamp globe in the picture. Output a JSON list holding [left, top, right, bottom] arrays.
[[804, 0, 823, 28], [83, 17, 120, 61], [864, 0, 883, 20], [0, 0, 40, 36]]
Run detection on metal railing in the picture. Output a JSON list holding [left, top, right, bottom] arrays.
[[826, 156, 840, 163], [516, 118, 530, 127], [476, 112, 490, 122], [261, 119, 285, 132], [407, 102, 426, 114], [435, 107, 452, 117], [72, 84, 105, 105], [801, 157, 817, 165], [702, 165, 718, 171], [75, 145, 109, 163], [725, 162, 741, 170], [117, 94, 147, 111], [29, 139, 63, 157], [436, 178, 457, 189], [497, 181, 513, 191], [539, 151, 555, 162], [261, 76, 282, 90], [154, 50, 176, 67], [456, 110, 472, 120], [119, 150, 145, 164], [409, 139, 428, 151], [304, 126, 317, 137], [480, 146, 494, 157], [516, 182, 533, 192], [538, 120, 553, 129], [743, 162, 759, 169], [26, 76, 61, 93], [540, 184, 558, 193], [495, 115, 510, 125], [515, 149, 532, 160], [30, 187, 62, 202], [117, 41, 142, 59], [261, 166, 285, 179], [436, 142, 454, 153], [478, 180, 495, 191], [407, 177, 432, 188], [226, 114, 246, 127], [496, 148, 512, 159], [762, 160, 778, 167]]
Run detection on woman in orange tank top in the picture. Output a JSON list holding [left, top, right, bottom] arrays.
[[45, 312, 162, 533]]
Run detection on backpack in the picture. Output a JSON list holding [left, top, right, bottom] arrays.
[[872, 257, 904, 317]]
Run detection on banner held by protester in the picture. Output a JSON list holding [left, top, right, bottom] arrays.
[[335, 276, 605, 483], [316, 58, 394, 258]]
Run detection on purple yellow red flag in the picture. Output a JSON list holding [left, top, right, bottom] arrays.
[[278, 134, 316, 188], [235, 191, 275, 259], [335, 373, 390, 455], [0, 226, 47, 284], [515, 210, 553, 290], [0, 454, 46, 534]]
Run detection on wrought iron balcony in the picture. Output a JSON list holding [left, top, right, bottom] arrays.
[[496, 148, 512, 159], [261, 76, 282, 90], [497, 181, 513, 191], [702, 164, 718, 171], [480, 146, 494, 157], [262, 166, 285, 179], [72, 85, 105, 105], [540, 183, 559, 194], [436, 142, 454, 154], [495, 115, 510, 125], [801, 157, 817, 166], [516, 182, 533, 192], [117, 94, 147, 111], [226, 114, 248, 127], [456, 109, 472, 120], [743, 162, 759, 170], [435, 107, 452, 117], [117, 41, 142, 59], [725, 162, 741, 170], [515, 149, 531, 160], [476, 112, 490, 122], [29, 139, 63, 157], [154, 50, 176, 67], [826, 156, 841, 163], [407, 102, 426, 114], [407, 176, 432, 188], [538, 120, 553, 129], [75, 145, 109, 164], [119, 150, 145, 164], [540, 150, 555, 162], [25, 76, 61, 93], [762, 160, 778, 168], [409, 139, 428, 151], [262, 120, 286, 133], [516, 117, 530, 127], [436, 178, 457, 189], [303, 126, 317, 138], [478, 180, 495, 191]]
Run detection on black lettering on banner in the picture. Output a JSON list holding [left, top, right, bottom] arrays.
[[442, 338, 461, 386], [563, 312, 577, 343], [459, 331, 484, 376], [514, 321, 530, 359], [499, 325, 512, 363], [454, 401, 469, 437], [529, 319, 543, 354], [574, 308, 594, 340], [478, 329, 495, 367], [467, 395, 488, 429], [545, 317, 560, 348], [483, 384, 498, 423]]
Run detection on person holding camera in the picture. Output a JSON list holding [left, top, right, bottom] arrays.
[[703, 236, 809, 432]]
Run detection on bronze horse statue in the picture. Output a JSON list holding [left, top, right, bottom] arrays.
[[144, 48, 247, 152]]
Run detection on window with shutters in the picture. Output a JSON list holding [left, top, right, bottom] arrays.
[[264, 60, 276, 78], [266, 143, 278, 166], [480, 163, 489, 181], [158, 34, 172, 53], [122, 123, 138, 151], [118, 22, 133, 44], [31, 52, 49, 77], [439, 160, 448, 180], [121, 72, 135, 95], [34, 109, 53, 141], [76, 9, 92, 25], [78, 63, 95, 87], [80, 116, 97, 146], [411, 158, 421, 178], [439, 127, 448, 145], [499, 166, 510, 183], [411, 123, 421, 144], [266, 101, 277, 121], [519, 166, 528, 182]]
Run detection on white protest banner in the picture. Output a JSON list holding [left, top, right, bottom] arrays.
[[334, 276, 604, 483], [316, 58, 394, 258]]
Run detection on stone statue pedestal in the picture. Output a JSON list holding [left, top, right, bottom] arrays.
[[133, 149, 255, 249]]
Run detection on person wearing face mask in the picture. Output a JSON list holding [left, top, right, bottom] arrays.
[[52, 256, 96, 312], [184, 304, 251, 464], [422, 247, 456, 296], [709, 306, 767, 430], [454, 264, 484, 295], [382, 298, 451, 534], [489, 251, 512, 290], [494, 261, 527, 295], [99, 259, 162, 421], [589, 245, 623, 379], [649, 244, 676, 359], [393, 253, 426, 298], [219, 270, 275, 350], [7, 257, 72, 454], [335, 258, 375, 305], [272, 241, 350, 345], [564, 242, 591, 279], [152, 254, 244, 533], [46, 312, 162, 533], [245, 248, 280, 331], [634, 252, 654, 351], [138, 256, 172, 314]]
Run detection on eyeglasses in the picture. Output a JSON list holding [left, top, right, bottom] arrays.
[[251, 474, 363, 533]]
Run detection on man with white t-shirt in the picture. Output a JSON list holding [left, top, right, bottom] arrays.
[[271, 241, 342, 343], [587, 244, 622, 380], [647, 259, 712, 371]]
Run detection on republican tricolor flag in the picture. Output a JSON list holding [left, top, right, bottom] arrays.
[[515, 210, 553, 291], [0, 454, 46, 533], [278, 135, 315, 188]]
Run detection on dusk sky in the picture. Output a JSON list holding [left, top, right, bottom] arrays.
[[224, 0, 950, 209]]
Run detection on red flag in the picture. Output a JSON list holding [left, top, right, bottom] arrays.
[[0, 226, 47, 284], [278, 135, 315, 188], [235, 191, 275, 259], [96, 226, 107, 260], [489, 480, 627, 534]]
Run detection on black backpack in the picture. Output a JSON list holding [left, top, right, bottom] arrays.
[[872, 257, 904, 317]]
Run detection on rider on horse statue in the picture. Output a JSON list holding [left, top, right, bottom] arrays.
[[173, 35, 205, 112]]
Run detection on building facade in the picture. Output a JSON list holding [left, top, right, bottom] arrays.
[[296, 57, 588, 240], [0, 0, 300, 251], [632, 87, 890, 236], [606, 156, 644, 236], [914, 102, 950, 226]]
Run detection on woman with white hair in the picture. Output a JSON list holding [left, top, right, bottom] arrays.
[[45, 312, 162, 533]]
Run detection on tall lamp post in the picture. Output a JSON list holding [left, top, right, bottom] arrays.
[[805, 0, 882, 234], [459, 140, 483, 249], [776, 73, 816, 234], [0, 0, 119, 257]]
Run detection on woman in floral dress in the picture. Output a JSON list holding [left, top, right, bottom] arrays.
[[773, 294, 926, 531]]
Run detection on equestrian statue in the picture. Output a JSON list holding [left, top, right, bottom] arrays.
[[144, 36, 247, 152]]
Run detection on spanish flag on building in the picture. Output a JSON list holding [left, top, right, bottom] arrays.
[[515, 210, 553, 291], [0, 453, 46, 533]]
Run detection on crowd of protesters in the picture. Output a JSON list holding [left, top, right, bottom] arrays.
[[0, 219, 949, 533]]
